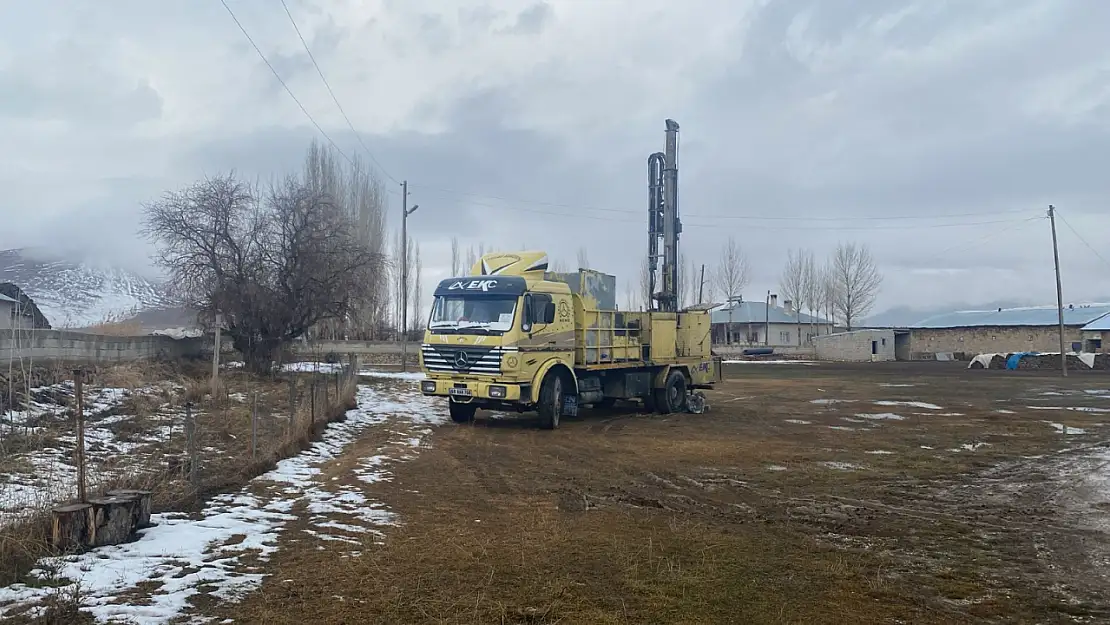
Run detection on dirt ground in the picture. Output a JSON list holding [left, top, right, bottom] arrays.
[[219, 362, 1110, 625]]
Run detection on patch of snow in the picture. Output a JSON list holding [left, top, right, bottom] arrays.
[[281, 361, 345, 374], [1047, 422, 1087, 435], [865, 450, 895, 455], [765, 465, 788, 472], [875, 400, 943, 410], [827, 426, 856, 431], [1025, 406, 1110, 414], [949, 442, 990, 452], [151, 327, 203, 339], [810, 399, 854, 405], [879, 383, 915, 388], [723, 360, 817, 365], [995, 409, 1017, 415], [920, 445, 934, 450], [359, 370, 425, 381], [854, 413, 905, 421], [819, 461, 861, 471], [783, 418, 811, 425]]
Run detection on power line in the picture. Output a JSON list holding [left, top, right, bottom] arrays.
[[278, 0, 399, 185], [452, 194, 1035, 231], [1054, 208, 1110, 271], [411, 183, 1035, 222], [220, 0, 357, 168]]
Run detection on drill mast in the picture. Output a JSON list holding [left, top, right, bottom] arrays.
[[647, 119, 681, 312]]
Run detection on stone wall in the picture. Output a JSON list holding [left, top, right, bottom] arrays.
[[908, 326, 1087, 358], [1, 329, 208, 363], [814, 329, 896, 362]]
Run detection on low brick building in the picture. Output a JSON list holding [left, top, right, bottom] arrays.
[[815, 329, 899, 361], [905, 304, 1110, 358]]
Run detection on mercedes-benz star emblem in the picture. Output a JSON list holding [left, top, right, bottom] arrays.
[[453, 351, 469, 369]]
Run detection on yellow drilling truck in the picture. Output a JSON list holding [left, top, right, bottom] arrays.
[[419, 119, 722, 428]]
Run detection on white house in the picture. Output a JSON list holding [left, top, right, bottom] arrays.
[[0, 293, 35, 331], [710, 295, 833, 347]]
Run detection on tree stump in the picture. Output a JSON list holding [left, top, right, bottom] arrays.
[[52, 503, 94, 552], [106, 489, 153, 529], [88, 494, 144, 547]]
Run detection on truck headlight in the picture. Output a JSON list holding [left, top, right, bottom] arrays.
[[421, 380, 437, 394], [489, 385, 506, 398]]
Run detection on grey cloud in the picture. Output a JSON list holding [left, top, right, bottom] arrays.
[[6, 0, 1110, 315], [502, 3, 553, 36]]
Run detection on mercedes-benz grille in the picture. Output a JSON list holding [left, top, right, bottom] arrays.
[[421, 344, 517, 376]]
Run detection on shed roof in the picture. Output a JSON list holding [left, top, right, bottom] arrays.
[[912, 304, 1110, 329], [1081, 314, 1110, 332], [710, 300, 830, 325], [0, 293, 16, 304]]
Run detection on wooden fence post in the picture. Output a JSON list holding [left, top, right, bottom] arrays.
[[250, 392, 258, 461], [185, 402, 199, 487], [72, 368, 87, 503]]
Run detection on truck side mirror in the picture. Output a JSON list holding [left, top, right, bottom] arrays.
[[543, 301, 556, 324]]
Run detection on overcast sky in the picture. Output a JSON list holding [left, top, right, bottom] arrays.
[[2, 0, 1109, 316]]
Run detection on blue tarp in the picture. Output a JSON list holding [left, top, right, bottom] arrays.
[[1006, 352, 1040, 370]]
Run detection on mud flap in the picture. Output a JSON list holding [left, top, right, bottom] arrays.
[[686, 391, 709, 414], [562, 394, 579, 417]]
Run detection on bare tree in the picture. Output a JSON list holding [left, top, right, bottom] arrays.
[[412, 242, 423, 331], [639, 256, 652, 311], [829, 242, 882, 331], [713, 237, 751, 345], [142, 173, 383, 372], [465, 246, 477, 272], [450, 237, 461, 276], [779, 249, 806, 312], [713, 237, 750, 303], [800, 250, 819, 342], [302, 140, 387, 339], [576, 247, 590, 270], [678, 253, 691, 309], [781, 249, 818, 344]]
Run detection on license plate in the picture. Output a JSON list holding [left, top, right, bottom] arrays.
[[449, 387, 473, 397]]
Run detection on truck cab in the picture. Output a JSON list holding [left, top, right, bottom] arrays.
[[420, 250, 721, 429]]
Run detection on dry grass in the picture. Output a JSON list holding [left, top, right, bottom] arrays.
[[222, 362, 1110, 624]]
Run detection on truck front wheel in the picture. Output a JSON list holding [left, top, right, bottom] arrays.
[[449, 401, 477, 424], [654, 370, 688, 414], [537, 372, 564, 430]]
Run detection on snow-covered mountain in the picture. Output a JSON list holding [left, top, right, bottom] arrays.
[[0, 248, 174, 329]]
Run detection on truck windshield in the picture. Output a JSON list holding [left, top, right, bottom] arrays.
[[428, 295, 517, 334]]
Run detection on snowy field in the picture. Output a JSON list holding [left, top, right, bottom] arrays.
[[0, 373, 442, 623]]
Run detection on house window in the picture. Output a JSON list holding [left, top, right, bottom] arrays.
[[779, 331, 790, 343], [881, 338, 886, 346]]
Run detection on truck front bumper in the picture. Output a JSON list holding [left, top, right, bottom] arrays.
[[420, 378, 528, 403]]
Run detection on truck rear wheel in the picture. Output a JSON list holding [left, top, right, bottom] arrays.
[[654, 370, 688, 414], [537, 373, 564, 430], [449, 401, 477, 424]]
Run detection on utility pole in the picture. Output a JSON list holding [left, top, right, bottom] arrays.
[[400, 181, 418, 372], [1049, 205, 1067, 377], [698, 264, 705, 305], [765, 290, 771, 346]]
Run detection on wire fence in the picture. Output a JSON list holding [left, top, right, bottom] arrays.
[[0, 351, 359, 582]]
